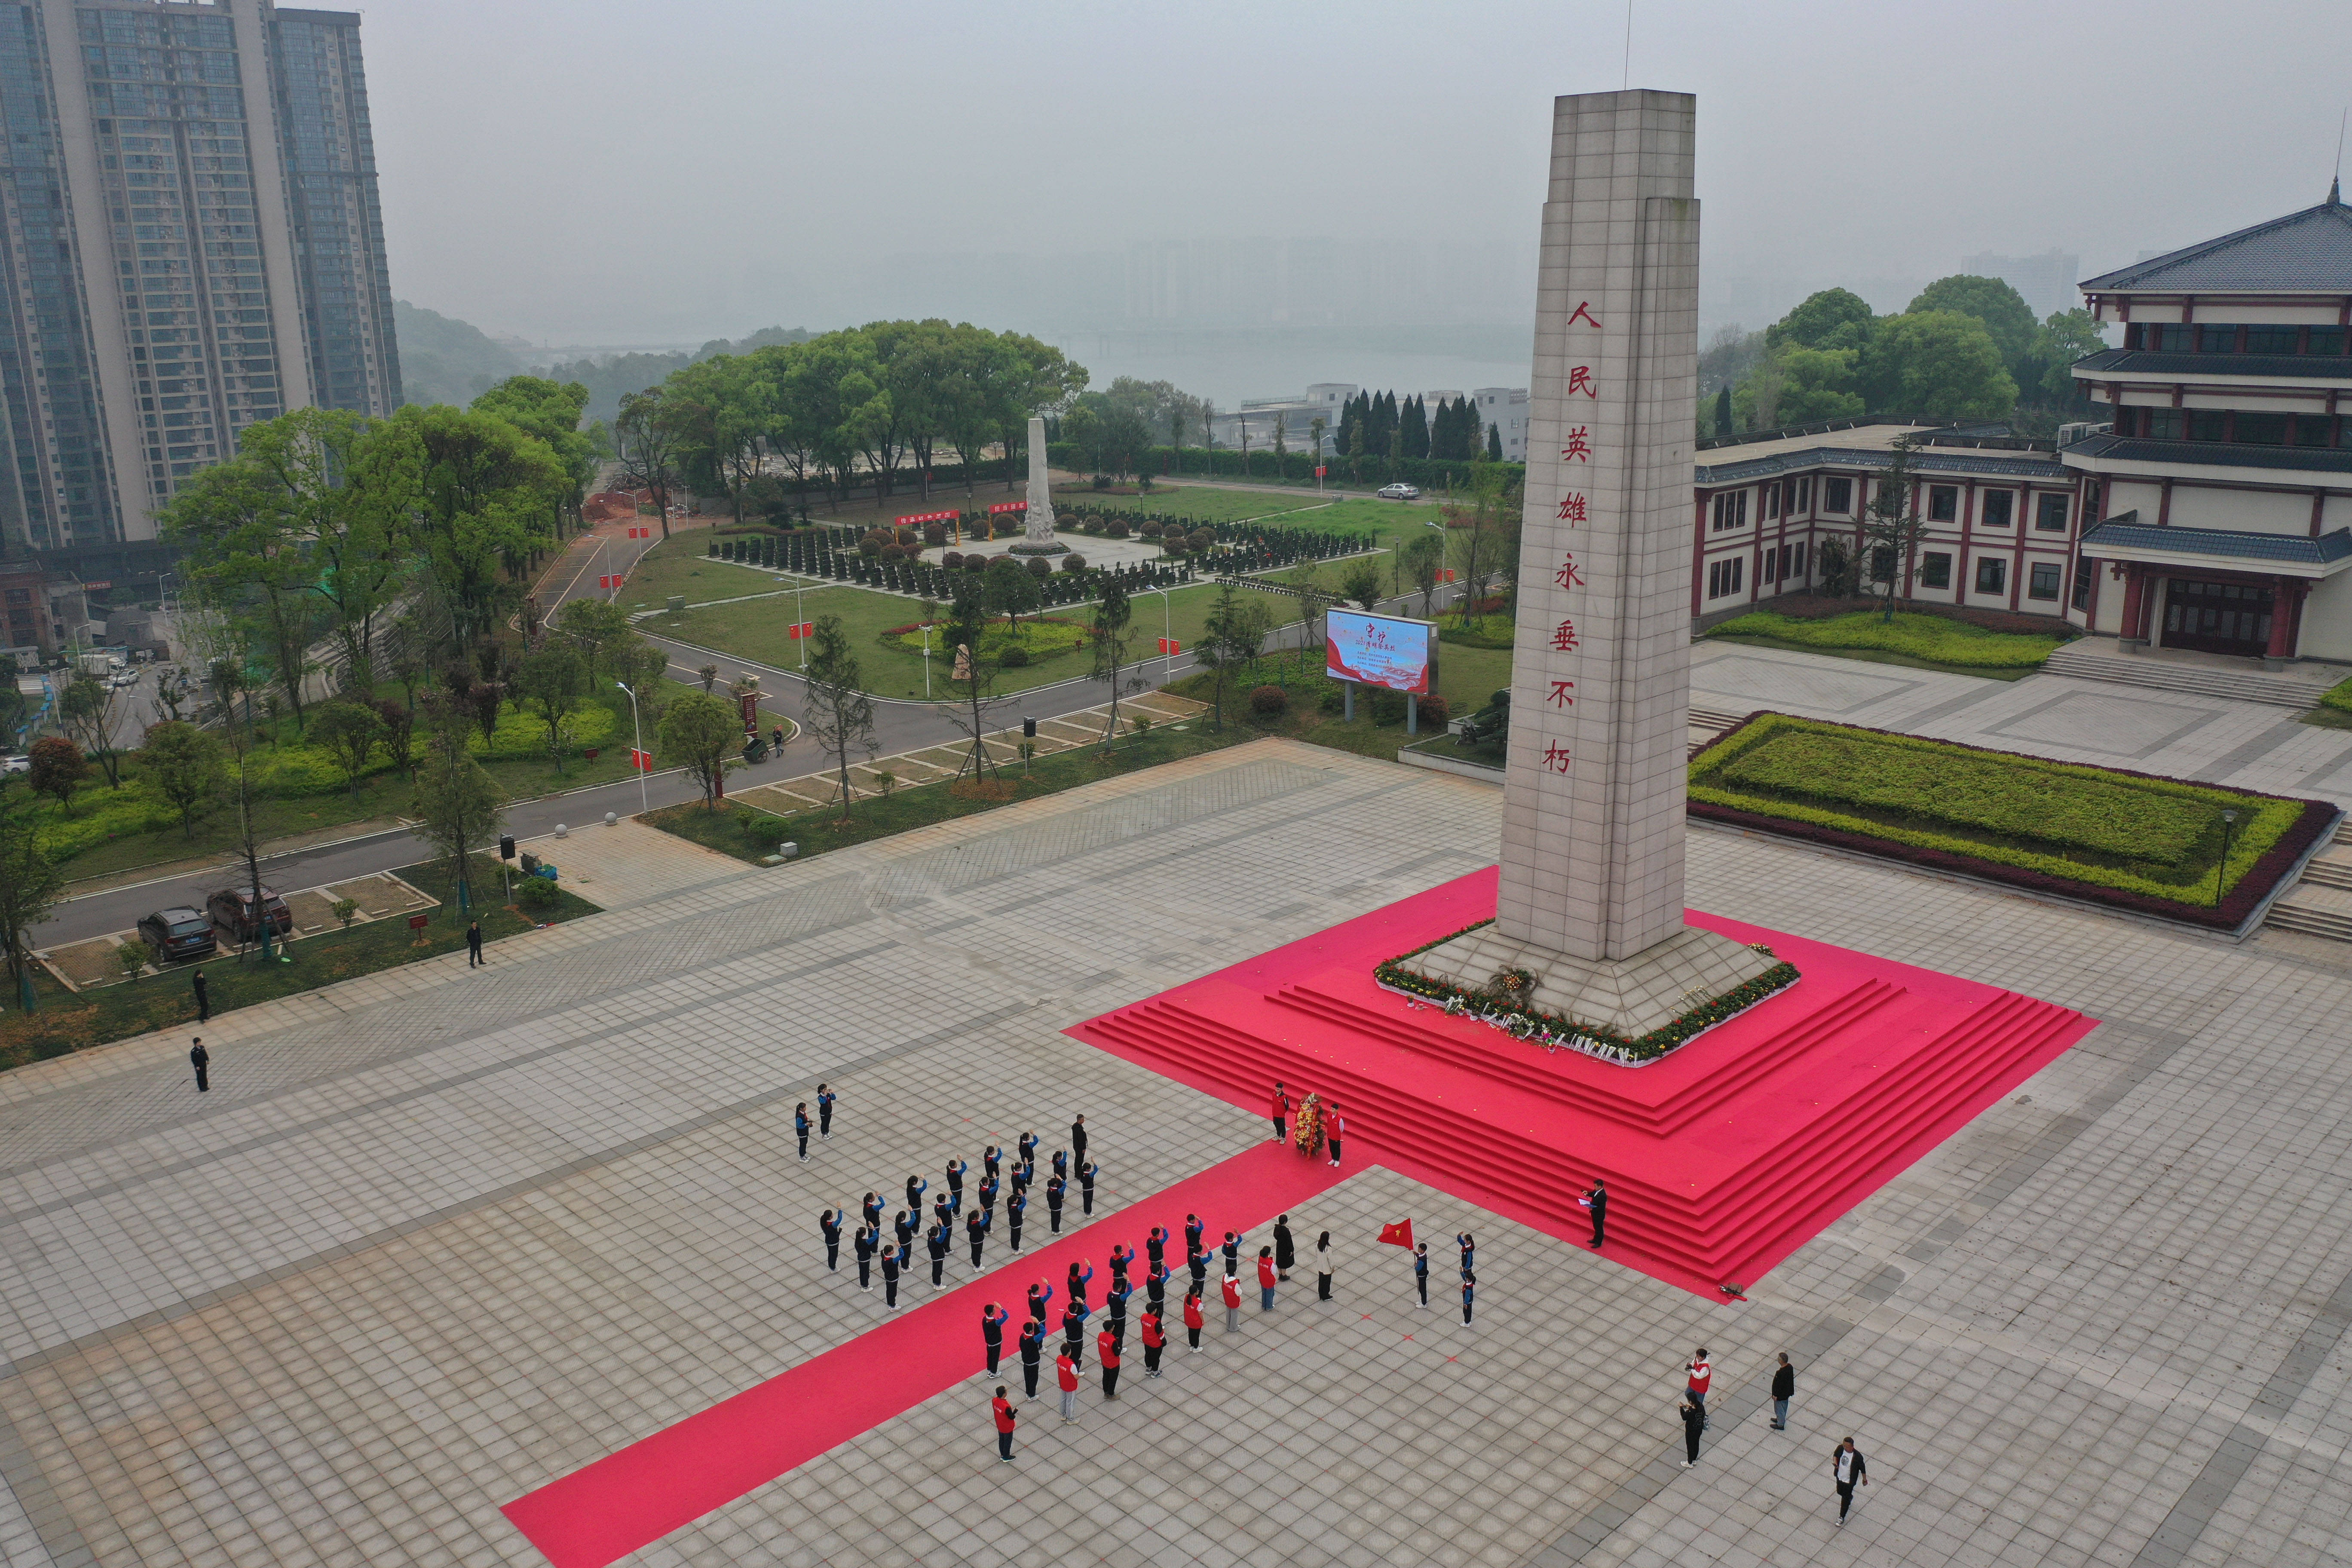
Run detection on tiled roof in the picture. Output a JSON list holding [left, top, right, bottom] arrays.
[[2079, 520, 2352, 566], [2081, 198, 2352, 293], [1693, 444, 2071, 485], [2061, 433, 2352, 475], [2073, 347, 2352, 380]]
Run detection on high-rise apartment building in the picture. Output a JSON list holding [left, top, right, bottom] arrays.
[[0, 0, 398, 556]]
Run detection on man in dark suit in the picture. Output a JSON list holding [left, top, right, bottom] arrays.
[[1587, 1179, 1608, 1247], [189, 1038, 209, 1093], [192, 968, 209, 1022], [1071, 1114, 1088, 1167]]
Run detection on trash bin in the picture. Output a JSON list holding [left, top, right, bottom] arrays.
[[743, 735, 769, 764]]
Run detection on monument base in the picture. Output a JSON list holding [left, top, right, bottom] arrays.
[[1006, 537, 1070, 556], [1391, 922, 1781, 1052]]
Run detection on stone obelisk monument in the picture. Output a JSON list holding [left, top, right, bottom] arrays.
[[1400, 89, 1773, 1041], [1010, 414, 1067, 556]]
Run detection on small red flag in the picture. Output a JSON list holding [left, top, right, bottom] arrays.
[[1377, 1219, 1414, 1250], [629, 748, 653, 772]]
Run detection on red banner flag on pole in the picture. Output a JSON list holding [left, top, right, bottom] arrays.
[[630, 748, 653, 772], [1377, 1219, 1414, 1250]]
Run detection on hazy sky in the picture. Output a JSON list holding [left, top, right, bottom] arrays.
[[367, 0, 2352, 386]]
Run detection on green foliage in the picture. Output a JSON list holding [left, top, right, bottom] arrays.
[[0, 785, 63, 1008], [1860, 310, 2018, 418], [513, 643, 588, 772], [28, 737, 88, 816], [514, 873, 561, 911], [658, 690, 738, 808], [139, 721, 228, 834], [1766, 288, 1876, 352], [884, 616, 1087, 663], [1706, 609, 2063, 668], [305, 701, 386, 793], [1690, 715, 2300, 904], [1907, 275, 2040, 375], [408, 733, 508, 895], [2323, 675, 2352, 715], [802, 613, 876, 817]]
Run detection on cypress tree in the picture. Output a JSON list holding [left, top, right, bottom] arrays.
[[1713, 384, 1733, 438], [1402, 395, 1430, 460], [1486, 422, 1502, 460]]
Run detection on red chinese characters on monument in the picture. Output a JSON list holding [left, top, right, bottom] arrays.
[[1565, 301, 1601, 329], [1551, 619, 1580, 652], [1548, 680, 1576, 708], [1539, 305, 1604, 778], [1565, 365, 1598, 400], [1553, 554, 1586, 590], [1560, 427, 1592, 463], [1556, 493, 1587, 524], [1542, 741, 1574, 773]]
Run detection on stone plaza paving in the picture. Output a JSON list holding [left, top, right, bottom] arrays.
[[0, 709, 2350, 1566]]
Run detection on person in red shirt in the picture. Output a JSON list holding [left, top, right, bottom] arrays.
[[1326, 1104, 1346, 1168], [1140, 1307, 1166, 1377], [1097, 1326, 1121, 1400], [992, 1385, 1016, 1462], [1221, 1270, 1243, 1332], [1182, 1287, 1205, 1350], [1269, 1081, 1290, 1143], [1056, 1350, 1080, 1423], [1256, 1246, 1278, 1311], [1686, 1348, 1712, 1424]]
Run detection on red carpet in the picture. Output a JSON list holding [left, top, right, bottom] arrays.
[[500, 1142, 1345, 1568], [1068, 869, 2096, 1298]]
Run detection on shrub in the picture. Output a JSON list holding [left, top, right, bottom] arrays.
[[1250, 685, 1288, 717], [1092, 474, 1113, 490], [1319, 685, 1345, 714], [858, 538, 882, 557], [1707, 609, 2061, 669], [942, 551, 965, 570], [2324, 676, 2352, 715], [1026, 556, 1051, 577], [1369, 689, 1408, 724], [999, 646, 1031, 668], [514, 873, 561, 911], [965, 555, 988, 572], [1061, 554, 1088, 573], [924, 524, 948, 547], [995, 518, 1025, 539], [1188, 529, 1216, 551], [879, 544, 906, 563], [1418, 694, 1451, 726], [895, 527, 920, 549], [1108, 521, 1130, 539], [1142, 521, 1164, 539]]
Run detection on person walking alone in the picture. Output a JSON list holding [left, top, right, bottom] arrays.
[[1586, 1178, 1607, 1248], [1140, 1307, 1165, 1377], [1097, 1326, 1121, 1400], [1685, 1350, 1712, 1422], [1257, 1247, 1277, 1311], [1316, 1231, 1335, 1301], [1221, 1271, 1242, 1332], [1018, 1317, 1044, 1400], [191, 968, 209, 1023], [1269, 1081, 1291, 1143], [992, 1386, 1016, 1462], [1182, 1286, 1205, 1350], [1772, 1354, 1795, 1430], [1413, 1242, 1430, 1308], [794, 1103, 811, 1162], [1831, 1437, 1867, 1524], [189, 1037, 209, 1093], [1326, 1104, 1345, 1168], [816, 1083, 835, 1139], [981, 1304, 1008, 1375], [1680, 1399, 1705, 1467], [1057, 1349, 1080, 1424], [1273, 1214, 1295, 1281], [466, 919, 484, 968], [819, 1207, 842, 1272]]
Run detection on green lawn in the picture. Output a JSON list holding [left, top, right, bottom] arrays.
[[0, 853, 600, 1070], [1705, 609, 2065, 678]]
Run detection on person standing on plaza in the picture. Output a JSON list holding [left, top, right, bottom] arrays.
[[1680, 1399, 1705, 1467], [1772, 1354, 1795, 1430], [1066, 1258, 1093, 1311], [1274, 1214, 1295, 1281], [1456, 1232, 1475, 1277], [1018, 1316, 1045, 1400], [794, 1103, 811, 1162], [1186, 1240, 1210, 1297], [1831, 1437, 1867, 1523], [816, 1083, 835, 1139], [1010, 1156, 1031, 1205], [1108, 1243, 1133, 1292], [905, 1173, 927, 1216], [820, 1207, 843, 1271], [933, 1190, 954, 1236], [1316, 1231, 1335, 1301], [862, 1191, 883, 1236], [1046, 1174, 1066, 1234], [1221, 1230, 1242, 1278], [1026, 1280, 1054, 1327], [1221, 1270, 1242, 1332], [1097, 1326, 1121, 1400], [879, 1240, 901, 1309], [1071, 1115, 1088, 1170], [192, 968, 209, 1023], [966, 1206, 990, 1272], [993, 1386, 1016, 1461], [190, 1038, 209, 1093], [1185, 1213, 1206, 1257], [1269, 1081, 1291, 1142], [466, 919, 484, 968], [1018, 1129, 1038, 1168], [983, 1144, 1001, 1181], [1057, 1349, 1080, 1424], [1078, 1158, 1098, 1216], [854, 1224, 876, 1288], [1106, 1275, 1131, 1342], [927, 1222, 950, 1286], [1685, 1350, 1712, 1422], [981, 1304, 1008, 1375], [1586, 1178, 1607, 1247], [1146, 1225, 1169, 1272], [1326, 1104, 1345, 1168], [1460, 1271, 1475, 1326], [1051, 1147, 1069, 1183], [1146, 1257, 1169, 1314], [945, 1157, 967, 1211], [1007, 1188, 1027, 1252], [1183, 1286, 1205, 1350], [1257, 1247, 1277, 1311], [1413, 1242, 1430, 1308], [1061, 1299, 1085, 1363], [978, 1167, 1000, 1220], [1140, 1305, 1165, 1376], [894, 1210, 916, 1271]]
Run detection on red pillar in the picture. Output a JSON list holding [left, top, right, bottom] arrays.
[[2118, 563, 2148, 650], [2265, 578, 2301, 666]]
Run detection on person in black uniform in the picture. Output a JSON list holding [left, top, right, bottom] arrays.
[[894, 1210, 916, 1270], [794, 1104, 811, 1161], [1017, 1130, 1038, 1167], [1184, 1213, 1205, 1256], [189, 1038, 210, 1093], [1413, 1242, 1429, 1307], [816, 1084, 835, 1138], [1273, 1215, 1296, 1281], [1146, 1226, 1168, 1271], [192, 968, 209, 1023], [1186, 1243, 1210, 1295], [904, 1173, 927, 1215], [1017, 1317, 1044, 1399], [966, 1206, 989, 1272], [1146, 1259, 1169, 1313], [1007, 1189, 1027, 1251], [927, 1222, 951, 1286], [945, 1158, 966, 1211], [1078, 1160, 1098, 1216], [1045, 1174, 1066, 1234], [862, 1191, 883, 1235], [1050, 1148, 1069, 1183], [879, 1240, 901, 1308], [854, 1225, 876, 1289], [978, 1170, 1000, 1219], [932, 1191, 953, 1235], [1108, 1244, 1132, 1291], [1221, 1231, 1242, 1277], [1586, 1179, 1608, 1247], [1105, 1277, 1130, 1343], [1071, 1115, 1088, 1169], [819, 1208, 842, 1271], [980, 1304, 1007, 1375], [983, 1144, 1001, 1180]]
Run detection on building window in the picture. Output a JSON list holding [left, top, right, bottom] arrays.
[[1764, 484, 1782, 521], [2072, 556, 2095, 611], [1823, 477, 1851, 513], [1792, 541, 1809, 578], [2152, 324, 2193, 352], [2291, 414, 2336, 447], [2190, 410, 2227, 442], [2144, 408, 2184, 440], [1927, 485, 1958, 521], [2244, 326, 2299, 355], [1920, 551, 1952, 589], [1710, 491, 1749, 532], [1707, 557, 1745, 599], [2235, 412, 2288, 445], [2200, 325, 2239, 354], [1979, 490, 2013, 528], [2310, 328, 2347, 356], [1791, 477, 1811, 512], [1975, 557, 2007, 595], [2034, 494, 2069, 532], [2028, 562, 2062, 600]]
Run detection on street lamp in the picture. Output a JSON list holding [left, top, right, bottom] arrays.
[[615, 680, 651, 817], [2215, 808, 2239, 907], [1144, 582, 1175, 682]]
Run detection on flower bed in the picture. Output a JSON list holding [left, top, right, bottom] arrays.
[[1689, 713, 2339, 928], [1706, 609, 2064, 668], [1375, 920, 1802, 1063], [879, 616, 1091, 664]]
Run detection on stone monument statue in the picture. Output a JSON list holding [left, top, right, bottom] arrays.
[[1010, 414, 1067, 556], [1396, 89, 1776, 1044]]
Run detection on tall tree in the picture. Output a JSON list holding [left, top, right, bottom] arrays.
[[659, 691, 738, 809], [1713, 383, 1734, 438], [615, 387, 682, 539], [1862, 311, 2018, 418], [666, 354, 771, 524], [371, 404, 567, 655], [513, 643, 588, 774], [1861, 440, 1931, 621], [1766, 288, 1877, 352], [410, 730, 507, 916], [1197, 582, 1270, 732], [0, 787, 62, 1011], [472, 375, 597, 543], [1907, 275, 2039, 383], [940, 580, 1000, 781], [57, 675, 126, 787], [1089, 581, 1136, 747], [801, 615, 877, 818]]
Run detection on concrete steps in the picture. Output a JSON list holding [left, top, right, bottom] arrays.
[[2043, 643, 2340, 708]]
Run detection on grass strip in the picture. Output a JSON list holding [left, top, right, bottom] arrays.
[[1706, 609, 2064, 669]]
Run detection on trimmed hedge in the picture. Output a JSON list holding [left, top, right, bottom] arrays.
[[2323, 676, 2352, 716], [1706, 609, 2064, 669], [1689, 713, 2337, 925]]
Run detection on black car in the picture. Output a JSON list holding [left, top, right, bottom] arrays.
[[207, 886, 294, 943], [137, 906, 217, 962]]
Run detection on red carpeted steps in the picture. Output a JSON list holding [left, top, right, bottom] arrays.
[[1070, 870, 2095, 1299]]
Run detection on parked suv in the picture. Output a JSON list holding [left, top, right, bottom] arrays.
[[207, 885, 294, 943], [1376, 482, 1421, 500], [137, 906, 217, 963]]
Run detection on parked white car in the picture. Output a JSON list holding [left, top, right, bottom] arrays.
[[0, 755, 28, 775], [1376, 483, 1421, 500]]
